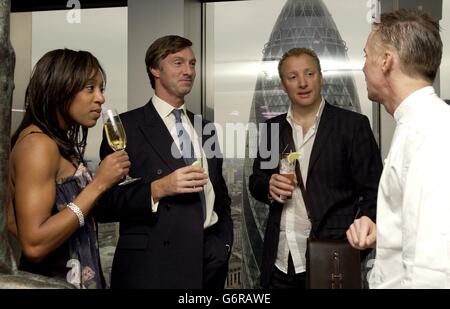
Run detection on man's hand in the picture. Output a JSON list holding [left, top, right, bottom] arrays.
[[151, 165, 208, 202], [346, 215, 377, 250], [268, 173, 297, 204]]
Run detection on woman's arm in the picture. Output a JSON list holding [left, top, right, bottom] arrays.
[[7, 201, 17, 238], [13, 133, 129, 262]]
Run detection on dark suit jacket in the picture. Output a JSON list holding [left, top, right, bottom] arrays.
[[249, 102, 382, 288], [96, 100, 233, 289]]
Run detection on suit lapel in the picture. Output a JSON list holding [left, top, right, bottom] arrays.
[[279, 118, 311, 215], [280, 120, 296, 155], [138, 100, 186, 171], [307, 102, 334, 177]]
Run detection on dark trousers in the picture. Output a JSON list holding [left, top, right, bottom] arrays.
[[203, 231, 230, 289], [269, 253, 306, 289]]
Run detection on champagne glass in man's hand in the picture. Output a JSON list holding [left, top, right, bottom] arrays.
[[102, 108, 140, 185]]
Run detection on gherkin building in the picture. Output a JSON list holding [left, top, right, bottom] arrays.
[[242, 0, 361, 288]]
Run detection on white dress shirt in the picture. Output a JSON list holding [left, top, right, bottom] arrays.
[[369, 86, 450, 288], [150, 95, 218, 229], [275, 99, 325, 274]]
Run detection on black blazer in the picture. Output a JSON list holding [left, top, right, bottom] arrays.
[[96, 100, 233, 289], [249, 102, 382, 288]]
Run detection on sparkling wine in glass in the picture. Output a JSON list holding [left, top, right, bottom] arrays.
[[102, 109, 140, 186]]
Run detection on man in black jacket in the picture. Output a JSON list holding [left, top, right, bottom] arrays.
[[97, 35, 233, 289], [249, 47, 382, 289]]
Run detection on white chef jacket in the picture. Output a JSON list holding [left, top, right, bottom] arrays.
[[369, 86, 450, 288]]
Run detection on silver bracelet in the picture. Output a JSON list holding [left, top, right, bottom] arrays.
[[67, 202, 85, 227]]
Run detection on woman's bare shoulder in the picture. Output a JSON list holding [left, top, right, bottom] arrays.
[[11, 127, 61, 173]]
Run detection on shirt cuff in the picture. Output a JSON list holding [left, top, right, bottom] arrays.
[[151, 196, 159, 213]]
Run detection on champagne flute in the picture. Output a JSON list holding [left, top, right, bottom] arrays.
[[102, 108, 140, 186]]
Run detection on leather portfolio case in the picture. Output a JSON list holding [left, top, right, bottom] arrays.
[[306, 239, 361, 289]]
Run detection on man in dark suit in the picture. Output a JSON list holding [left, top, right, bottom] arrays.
[[249, 47, 382, 289], [97, 35, 233, 289]]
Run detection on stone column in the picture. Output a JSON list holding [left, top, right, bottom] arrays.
[[0, 0, 16, 276]]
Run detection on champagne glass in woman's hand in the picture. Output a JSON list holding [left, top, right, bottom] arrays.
[[102, 109, 140, 185]]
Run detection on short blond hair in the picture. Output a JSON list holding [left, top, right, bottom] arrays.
[[278, 48, 321, 79]]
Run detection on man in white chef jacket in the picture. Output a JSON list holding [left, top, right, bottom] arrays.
[[346, 8, 450, 288]]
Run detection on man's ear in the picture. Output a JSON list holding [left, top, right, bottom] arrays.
[[280, 79, 287, 93], [150, 67, 160, 78], [381, 50, 394, 74]]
